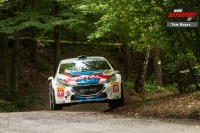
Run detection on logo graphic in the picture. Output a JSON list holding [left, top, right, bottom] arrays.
[[57, 86, 65, 98], [113, 85, 119, 92], [57, 90, 64, 98], [168, 10, 197, 21], [167, 3, 198, 27]]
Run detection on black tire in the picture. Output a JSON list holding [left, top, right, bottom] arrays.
[[108, 83, 124, 108], [120, 83, 124, 106], [108, 100, 118, 108], [50, 90, 62, 110]]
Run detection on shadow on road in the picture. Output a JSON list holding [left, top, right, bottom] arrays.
[[103, 106, 119, 112]]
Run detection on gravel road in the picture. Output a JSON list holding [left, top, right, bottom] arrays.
[[0, 110, 200, 133]]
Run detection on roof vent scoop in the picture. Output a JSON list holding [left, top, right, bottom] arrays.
[[78, 55, 87, 60]]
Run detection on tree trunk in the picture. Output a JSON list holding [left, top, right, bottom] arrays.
[[11, 34, 20, 92], [171, 39, 183, 93], [154, 44, 163, 87], [134, 46, 151, 95], [121, 36, 130, 81], [32, 1, 38, 63], [147, 54, 154, 79], [152, 22, 163, 87], [2, 35, 10, 89], [29, 28, 38, 64], [156, 60, 163, 86], [54, 1, 61, 75], [33, 39, 38, 62], [54, 26, 61, 75], [176, 67, 183, 94]]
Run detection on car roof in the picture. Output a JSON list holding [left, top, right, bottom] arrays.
[[60, 56, 106, 62]]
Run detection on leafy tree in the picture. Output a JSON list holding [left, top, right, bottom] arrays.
[[0, 0, 50, 91], [153, 0, 200, 92], [0, 0, 89, 91], [79, 0, 163, 94]]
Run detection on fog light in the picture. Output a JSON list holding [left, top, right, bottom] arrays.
[[110, 92, 118, 98]]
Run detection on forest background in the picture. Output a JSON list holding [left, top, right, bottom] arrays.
[[0, 0, 200, 119]]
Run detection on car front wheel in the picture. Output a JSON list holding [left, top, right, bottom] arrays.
[[120, 83, 124, 106], [108, 83, 124, 108], [50, 90, 62, 110]]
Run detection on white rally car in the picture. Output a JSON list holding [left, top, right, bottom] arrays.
[[48, 55, 124, 110]]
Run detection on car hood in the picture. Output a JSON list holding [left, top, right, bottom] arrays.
[[57, 69, 113, 85]]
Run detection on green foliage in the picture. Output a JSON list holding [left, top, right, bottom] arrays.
[[14, 94, 47, 111], [37, 59, 52, 71], [144, 81, 164, 93], [124, 81, 136, 95], [185, 84, 197, 93], [144, 80, 178, 93], [0, 84, 47, 112], [165, 84, 179, 93], [0, 99, 17, 112], [82, 0, 162, 51], [163, 52, 187, 73]]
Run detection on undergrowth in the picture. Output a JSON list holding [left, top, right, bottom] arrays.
[[0, 84, 48, 112], [37, 58, 52, 71], [124, 80, 179, 94]]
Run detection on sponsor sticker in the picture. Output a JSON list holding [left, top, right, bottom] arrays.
[[107, 70, 113, 75], [65, 91, 70, 98], [113, 85, 119, 92], [57, 86, 65, 98], [110, 82, 118, 86], [57, 86, 65, 90]]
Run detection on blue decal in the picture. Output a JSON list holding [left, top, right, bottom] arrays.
[[75, 93, 102, 99], [71, 93, 106, 103], [77, 78, 99, 85]]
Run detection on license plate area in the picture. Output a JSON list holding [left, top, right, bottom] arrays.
[[73, 84, 104, 96]]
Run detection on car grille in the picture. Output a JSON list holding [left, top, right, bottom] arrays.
[[72, 84, 104, 96]]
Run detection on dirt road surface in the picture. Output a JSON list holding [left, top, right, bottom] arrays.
[[0, 110, 200, 133]]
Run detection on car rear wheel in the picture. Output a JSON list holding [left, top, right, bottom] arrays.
[[108, 83, 124, 108], [50, 90, 62, 110]]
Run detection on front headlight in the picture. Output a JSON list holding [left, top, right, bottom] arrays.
[[106, 73, 117, 83], [57, 78, 70, 86]]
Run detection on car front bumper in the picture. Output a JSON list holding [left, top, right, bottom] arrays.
[[52, 81, 122, 105]]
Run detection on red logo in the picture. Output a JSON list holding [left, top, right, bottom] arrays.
[[168, 12, 197, 18], [168, 9, 197, 21], [57, 90, 64, 98], [113, 85, 119, 92]]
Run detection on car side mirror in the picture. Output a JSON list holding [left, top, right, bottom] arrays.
[[48, 76, 53, 81], [114, 70, 120, 74]]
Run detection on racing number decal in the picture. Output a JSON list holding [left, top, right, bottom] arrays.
[[57, 86, 65, 98]]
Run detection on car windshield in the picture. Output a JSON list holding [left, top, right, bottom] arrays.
[[59, 60, 111, 75]]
